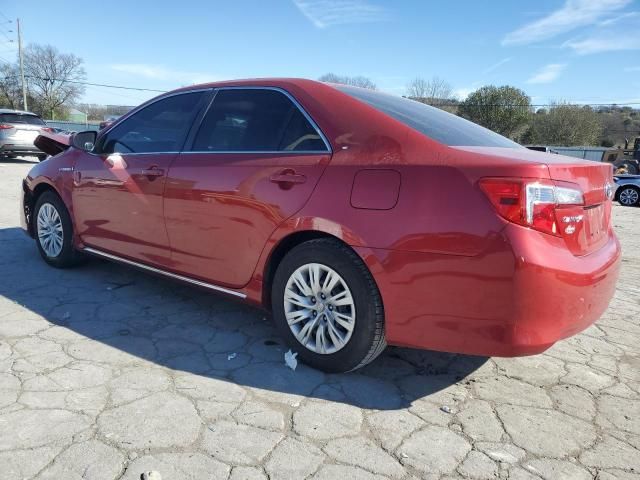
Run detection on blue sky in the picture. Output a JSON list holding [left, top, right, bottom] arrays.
[[1, 0, 639, 106]]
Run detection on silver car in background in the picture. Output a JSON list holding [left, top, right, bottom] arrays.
[[0, 109, 50, 161], [614, 175, 640, 206]]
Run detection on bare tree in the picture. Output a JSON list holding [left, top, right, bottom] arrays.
[[76, 103, 133, 121], [0, 63, 24, 109], [406, 76, 453, 107], [319, 73, 377, 90], [23, 44, 86, 119]]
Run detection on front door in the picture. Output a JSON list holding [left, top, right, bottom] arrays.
[[72, 90, 209, 265], [163, 87, 332, 288]]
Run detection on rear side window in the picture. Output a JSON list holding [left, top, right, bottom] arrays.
[[99, 92, 205, 154], [336, 85, 521, 148], [191, 89, 328, 152], [0, 113, 45, 125]]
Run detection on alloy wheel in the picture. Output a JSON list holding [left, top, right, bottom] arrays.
[[37, 203, 64, 257], [283, 263, 356, 354], [619, 188, 639, 206]]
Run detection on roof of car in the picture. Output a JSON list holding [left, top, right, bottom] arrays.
[[0, 108, 39, 116], [183, 77, 330, 92]]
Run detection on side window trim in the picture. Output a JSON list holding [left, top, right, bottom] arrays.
[[183, 86, 332, 154], [182, 89, 219, 153], [94, 88, 213, 156]]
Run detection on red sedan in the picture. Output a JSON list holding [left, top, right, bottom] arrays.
[[20, 79, 621, 372]]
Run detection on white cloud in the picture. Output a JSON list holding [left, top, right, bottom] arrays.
[[292, 0, 388, 28], [526, 63, 566, 84], [563, 36, 640, 54], [599, 10, 639, 25], [502, 0, 631, 45], [453, 87, 474, 100], [483, 57, 513, 75], [110, 64, 216, 85]]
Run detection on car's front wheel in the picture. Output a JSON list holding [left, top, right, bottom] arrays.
[[34, 191, 82, 268], [617, 186, 640, 206], [271, 238, 386, 373]]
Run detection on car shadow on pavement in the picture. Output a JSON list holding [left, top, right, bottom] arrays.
[[0, 226, 488, 410], [0, 158, 39, 164]]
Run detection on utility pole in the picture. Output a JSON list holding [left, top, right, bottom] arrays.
[[17, 18, 27, 111]]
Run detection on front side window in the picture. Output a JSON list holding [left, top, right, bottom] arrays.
[[336, 85, 522, 148], [191, 89, 327, 152], [99, 92, 205, 154]]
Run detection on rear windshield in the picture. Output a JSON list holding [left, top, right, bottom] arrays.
[[335, 85, 521, 148], [0, 113, 45, 125]]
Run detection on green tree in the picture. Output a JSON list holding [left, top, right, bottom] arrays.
[[528, 103, 602, 146], [458, 85, 531, 140]]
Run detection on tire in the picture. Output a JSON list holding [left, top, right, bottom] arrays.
[[271, 238, 386, 373], [33, 191, 83, 267], [617, 186, 640, 207]]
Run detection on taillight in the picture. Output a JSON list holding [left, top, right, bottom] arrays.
[[0, 124, 14, 130], [479, 178, 584, 236], [41, 127, 54, 133]]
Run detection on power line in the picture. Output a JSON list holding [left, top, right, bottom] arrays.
[[24, 75, 167, 93], [2, 70, 640, 107], [83, 84, 157, 102], [0, 31, 13, 43], [19, 76, 640, 106]]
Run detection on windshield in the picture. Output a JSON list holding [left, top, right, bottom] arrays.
[[0, 113, 46, 126], [336, 85, 521, 148]]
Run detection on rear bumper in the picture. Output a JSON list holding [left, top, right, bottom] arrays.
[[1, 143, 44, 157], [503, 224, 620, 354], [358, 226, 620, 357]]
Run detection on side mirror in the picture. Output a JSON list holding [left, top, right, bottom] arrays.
[[72, 130, 97, 152]]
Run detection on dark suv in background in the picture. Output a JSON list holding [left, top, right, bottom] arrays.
[[0, 109, 51, 161]]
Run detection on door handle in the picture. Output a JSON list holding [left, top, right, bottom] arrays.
[[270, 170, 307, 185], [141, 167, 165, 177]]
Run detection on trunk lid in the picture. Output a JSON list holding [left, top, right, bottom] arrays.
[[7, 123, 42, 144], [545, 156, 613, 256], [455, 147, 614, 256]]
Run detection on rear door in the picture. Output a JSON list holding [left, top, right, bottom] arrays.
[[72, 90, 209, 265], [164, 87, 332, 288]]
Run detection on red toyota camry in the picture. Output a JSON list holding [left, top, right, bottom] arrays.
[[20, 79, 621, 372]]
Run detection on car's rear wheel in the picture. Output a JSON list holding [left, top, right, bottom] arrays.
[[34, 191, 82, 268], [271, 238, 386, 373], [617, 186, 640, 206]]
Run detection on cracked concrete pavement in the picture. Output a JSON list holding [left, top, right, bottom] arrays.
[[0, 159, 639, 480]]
